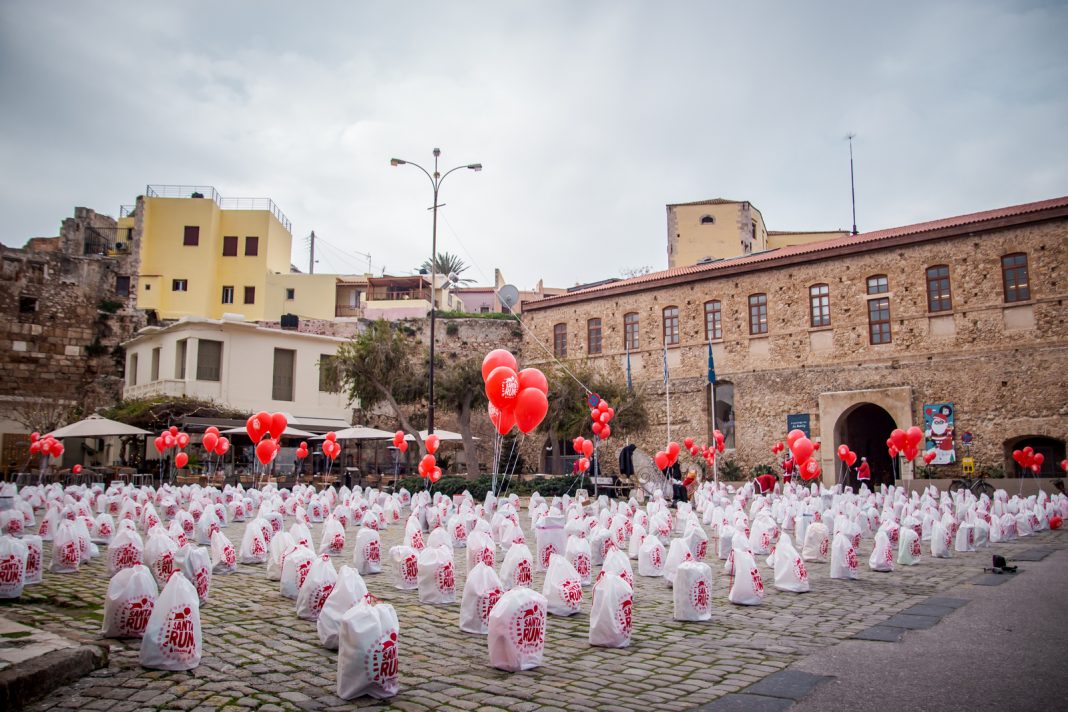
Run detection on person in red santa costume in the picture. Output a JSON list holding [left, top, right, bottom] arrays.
[[781, 455, 796, 484], [855, 457, 871, 483]]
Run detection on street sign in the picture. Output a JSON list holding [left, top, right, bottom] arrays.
[[787, 414, 810, 438], [961, 457, 975, 475]]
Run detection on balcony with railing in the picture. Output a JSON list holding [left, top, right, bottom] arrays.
[[145, 184, 292, 233], [84, 226, 133, 256]]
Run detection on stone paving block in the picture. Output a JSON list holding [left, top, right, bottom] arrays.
[[881, 613, 941, 630], [900, 604, 955, 618], [969, 573, 1017, 586], [1012, 548, 1053, 561], [924, 596, 969, 609], [694, 693, 794, 712], [741, 670, 832, 700], [850, 626, 905, 642]]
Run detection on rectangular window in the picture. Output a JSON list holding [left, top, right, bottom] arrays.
[[704, 300, 722, 341], [285, 288, 295, 300], [867, 275, 888, 295], [196, 339, 222, 381], [926, 265, 952, 312], [221, 286, 234, 304], [175, 339, 187, 379], [172, 279, 188, 292], [245, 236, 259, 256], [748, 294, 768, 335], [624, 313, 639, 351], [553, 323, 567, 357], [868, 297, 892, 344], [272, 348, 295, 401], [116, 275, 131, 297], [1001, 253, 1030, 303], [809, 284, 831, 327], [663, 306, 680, 345], [18, 295, 37, 314], [183, 226, 199, 246], [150, 347, 160, 381], [587, 318, 602, 355], [244, 286, 256, 304], [127, 353, 138, 386], [222, 236, 238, 256], [319, 354, 339, 392]]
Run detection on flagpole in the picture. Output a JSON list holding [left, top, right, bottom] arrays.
[[708, 338, 719, 486]]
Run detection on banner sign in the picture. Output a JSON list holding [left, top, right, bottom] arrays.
[[786, 414, 810, 438], [923, 402, 956, 465]]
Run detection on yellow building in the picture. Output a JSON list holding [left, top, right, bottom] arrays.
[[666, 198, 848, 268]]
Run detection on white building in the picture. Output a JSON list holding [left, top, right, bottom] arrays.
[[122, 316, 355, 424]]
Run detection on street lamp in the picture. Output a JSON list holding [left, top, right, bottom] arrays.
[[390, 148, 482, 437]]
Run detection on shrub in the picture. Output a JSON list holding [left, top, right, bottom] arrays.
[[750, 464, 775, 477], [717, 458, 745, 481]]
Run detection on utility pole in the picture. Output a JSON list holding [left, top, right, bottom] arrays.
[[847, 133, 858, 235], [308, 231, 316, 274]]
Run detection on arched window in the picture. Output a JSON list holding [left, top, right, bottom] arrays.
[[624, 312, 639, 351], [748, 294, 768, 335], [926, 265, 952, 312], [700, 215, 715, 225], [553, 323, 567, 357], [704, 300, 722, 341], [809, 284, 830, 327], [1001, 253, 1030, 302], [662, 306, 679, 346]]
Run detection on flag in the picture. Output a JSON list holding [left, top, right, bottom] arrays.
[[626, 347, 632, 392], [707, 340, 716, 385], [663, 342, 669, 385]]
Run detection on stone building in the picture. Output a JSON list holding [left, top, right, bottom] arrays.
[[0, 208, 145, 474], [522, 196, 1068, 484]]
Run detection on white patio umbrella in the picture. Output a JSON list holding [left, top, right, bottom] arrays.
[[47, 414, 151, 438], [404, 429, 470, 441], [312, 426, 395, 441]]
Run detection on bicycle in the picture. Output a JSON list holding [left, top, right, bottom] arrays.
[[948, 474, 995, 498]]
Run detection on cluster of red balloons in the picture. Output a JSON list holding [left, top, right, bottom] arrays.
[[391, 430, 411, 454], [887, 426, 923, 461], [590, 398, 615, 440], [245, 411, 290, 465], [153, 426, 193, 467], [836, 444, 858, 467], [787, 429, 822, 481], [571, 436, 594, 473], [416, 431, 441, 482], [201, 427, 231, 459], [654, 441, 681, 471], [1012, 447, 1045, 474], [922, 448, 938, 465], [320, 432, 342, 462], [295, 441, 309, 461], [29, 432, 64, 459], [770, 441, 786, 455], [687, 433, 724, 469], [483, 349, 549, 435]]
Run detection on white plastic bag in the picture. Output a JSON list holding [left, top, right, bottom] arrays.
[[542, 553, 583, 616], [389, 545, 420, 590], [239, 522, 269, 564], [565, 535, 593, 586], [588, 572, 632, 648], [417, 546, 456, 604], [500, 542, 533, 591], [460, 562, 504, 635], [930, 522, 953, 559], [898, 526, 922, 566], [50, 520, 81, 573], [534, 513, 566, 572], [266, 532, 296, 580], [673, 561, 713, 621], [599, 548, 635, 589], [296, 555, 339, 620], [321, 518, 347, 555], [354, 528, 382, 575], [487, 588, 547, 672], [145, 532, 178, 587], [318, 565, 368, 649], [466, 531, 496, 572], [772, 533, 810, 593], [175, 545, 212, 605], [637, 536, 665, 577], [0, 536, 28, 598], [337, 602, 400, 700], [728, 546, 764, 605], [101, 564, 158, 637], [23, 535, 42, 585], [663, 539, 694, 587], [683, 525, 709, 561], [954, 523, 976, 552], [868, 530, 895, 572], [210, 531, 237, 574], [280, 545, 316, 599], [802, 522, 830, 562], [830, 531, 860, 579], [107, 528, 144, 577], [140, 572, 202, 671]]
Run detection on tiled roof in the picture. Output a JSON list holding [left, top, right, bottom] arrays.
[[526, 195, 1068, 310], [667, 198, 744, 207]]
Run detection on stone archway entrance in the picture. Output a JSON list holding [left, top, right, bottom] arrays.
[[836, 403, 897, 488]]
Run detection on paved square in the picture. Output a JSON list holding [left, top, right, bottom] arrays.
[[3, 506, 1064, 712]]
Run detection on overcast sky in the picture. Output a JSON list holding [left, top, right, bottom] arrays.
[[1, 1, 1065, 288]]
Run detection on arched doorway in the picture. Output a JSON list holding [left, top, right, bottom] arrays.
[[1004, 436, 1066, 477], [836, 403, 897, 488]]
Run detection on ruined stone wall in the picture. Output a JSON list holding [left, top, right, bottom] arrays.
[[520, 217, 1068, 476]]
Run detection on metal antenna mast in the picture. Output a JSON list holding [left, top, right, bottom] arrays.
[[847, 133, 858, 235]]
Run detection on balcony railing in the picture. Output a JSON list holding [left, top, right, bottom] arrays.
[[366, 287, 429, 301], [335, 305, 364, 318], [145, 184, 292, 233], [119, 205, 136, 218], [84, 226, 133, 256]]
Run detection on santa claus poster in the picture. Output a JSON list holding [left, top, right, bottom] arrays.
[[923, 403, 956, 465]]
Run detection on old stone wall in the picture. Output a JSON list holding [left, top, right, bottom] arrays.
[[520, 216, 1068, 478]]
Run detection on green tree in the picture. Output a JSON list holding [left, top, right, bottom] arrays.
[[433, 354, 487, 477], [334, 320, 428, 452], [538, 361, 648, 474], [419, 251, 475, 284]]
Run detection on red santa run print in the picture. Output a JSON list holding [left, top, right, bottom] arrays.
[[365, 540, 380, 565], [160, 606, 197, 662], [510, 602, 545, 654], [696, 541, 708, 559], [515, 559, 532, 587], [402, 555, 418, 584], [923, 403, 957, 465], [437, 561, 455, 595], [574, 553, 591, 579], [0, 555, 22, 590], [26, 547, 40, 578], [311, 584, 334, 615], [616, 594, 633, 636], [156, 553, 174, 582], [194, 568, 209, 600], [119, 596, 154, 636], [364, 630, 400, 695], [478, 547, 495, 568], [750, 567, 764, 596], [650, 546, 663, 569], [410, 530, 424, 551], [113, 544, 142, 571], [560, 578, 582, 610], [691, 579, 710, 613], [910, 538, 922, 557], [5, 516, 22, 536], [329, 533, 345, 553], [540, 544, 556, 570], [846, 547, 858, 573], [58, 541, 79, 567], [479, 587, 503, 625], [222, 544, 236, 567], [297, 560, 312, 589], [794, 557, 808, 582]]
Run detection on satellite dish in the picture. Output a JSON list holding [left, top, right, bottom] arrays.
[[498, 284, 520, 310]]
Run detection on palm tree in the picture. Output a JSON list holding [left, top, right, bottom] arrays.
[[419, 252, 475, 285]]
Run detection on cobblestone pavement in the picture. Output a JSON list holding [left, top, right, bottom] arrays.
[[3, 510, 1064, 712]]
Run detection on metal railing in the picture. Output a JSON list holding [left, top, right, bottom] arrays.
[[119, 205, 136, 218], [145, 184, 292, 233], [84, 226, 132, 256]]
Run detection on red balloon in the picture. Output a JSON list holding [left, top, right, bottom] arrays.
[[203, 433, 219, 452], [393, 430, 404, 446], [517, 368, 549, 395], [256, 439, 276, 465], [890, 429, 907, 450], [205, 426, 220, 437], [813, 441, 821, 451], [175, 452, 189, 468], [430, 467, 443, 483], [481, 349, 518, 381], [176, 432, 190, 448], [30, 431, 40, 443], [29, 441, 41, 454], [426, 434, 440, 455], [600, 425, 611, 440], [903, 445, 919, 461], [578, 457, 590, 472], [163, 434, 176, 449], [52, 443, 64, 458], [690, 447, 699, 456], [791, 437, 814, 466], [606, 407, 615, 421], [72, 464, 82, 474], [801, 459, 821, 481], [923, 450, 937, 465], [1061, 459, 1068, 473], [592, 421, 604, 436], [514, 387, 549, 434], [215, 438, 230, 456], [683, 437, 693, 449], [1030, 464, 1040, 474], [837, 444, 849, 459], [1033, 453, 1045, 467], [269, 412, 288, 439], [153, 437, 164, 454], [1024, 446, 1034, 456], [667, 441, 680, 458], [888, 445, 899, 458], [845, 451, 858, 467], [169, 426, 178, 437], [325, 431, 337, 442], [295, 447, 308, 460], [398, 441, 409, 453], [485, 366, 520, 411], [906, 426, 923, 448], [654, 452, 669, 470], [582, 440, 594, 457], [1050, 516, 1063, 530], [1012, 449, 1023, 464], [488, 401, 516, 435], [786, 429, 805, 448], [246, 416, 263, 442]]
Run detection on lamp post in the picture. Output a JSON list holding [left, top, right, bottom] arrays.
[[390, 148, 482, 437]]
